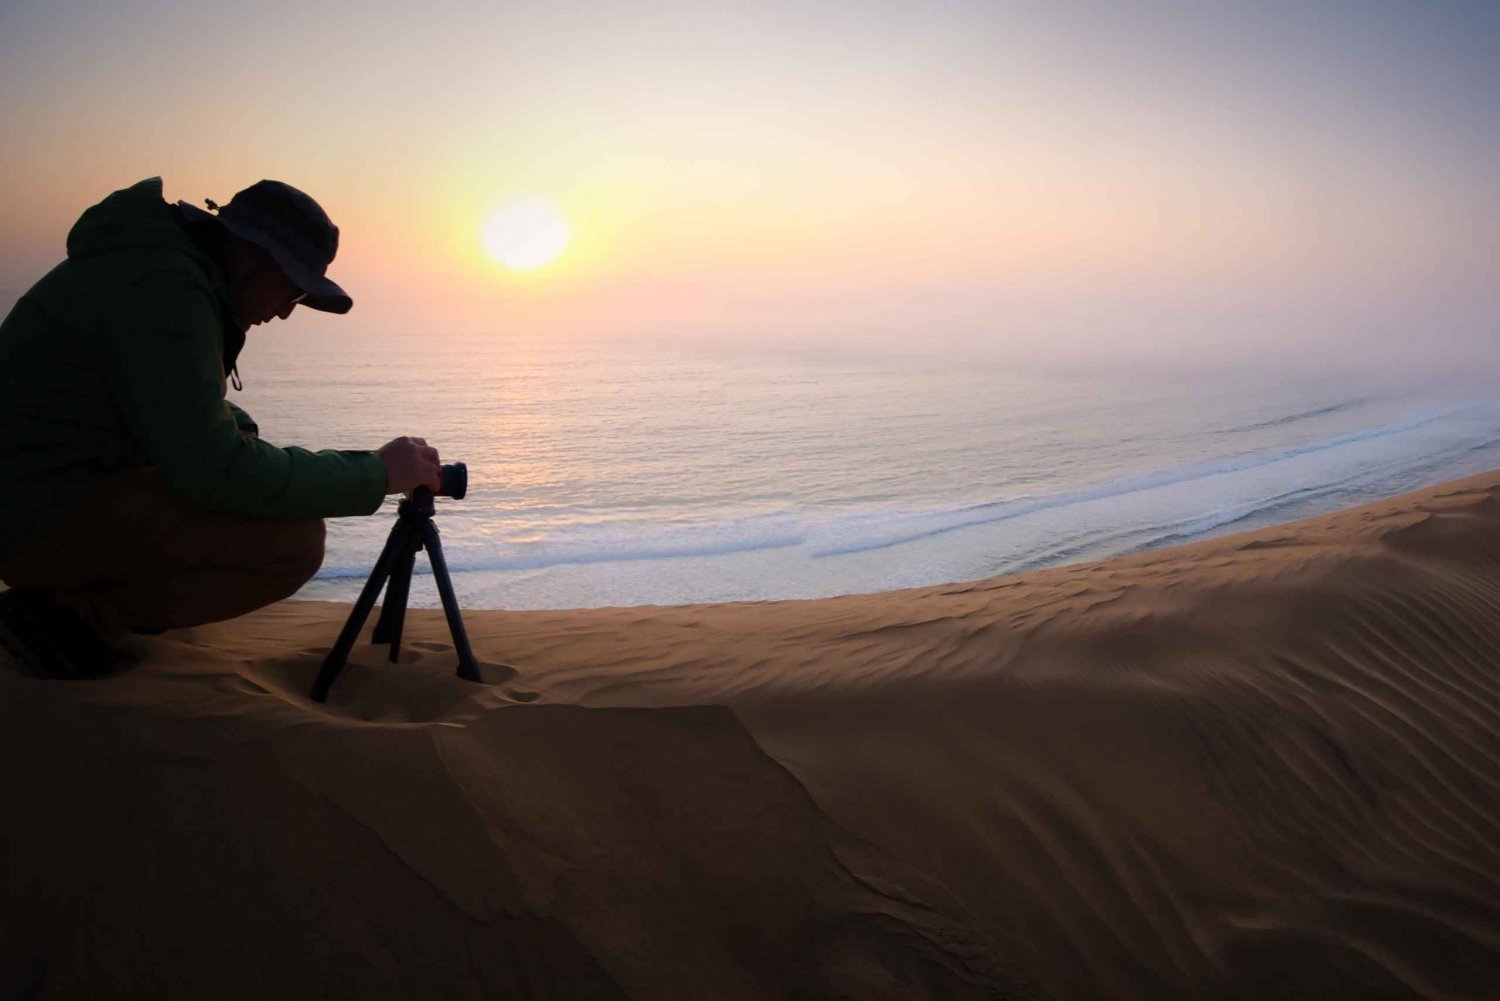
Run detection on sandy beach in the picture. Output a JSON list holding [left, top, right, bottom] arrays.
[[4, 470, 1500, 999]]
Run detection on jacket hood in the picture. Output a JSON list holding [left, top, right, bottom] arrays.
[[65, 177, 244, 374], [66, 177, 210, 269]]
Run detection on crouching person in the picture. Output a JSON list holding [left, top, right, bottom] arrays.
[[0, 177, 442, 678]]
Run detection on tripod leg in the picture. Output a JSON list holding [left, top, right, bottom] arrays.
[[420, 520, 481, 683], [373, 540, 419, 662], [384, 543, 420, 660], [310, 519, 413, 702], [371, 545, 402, 642]]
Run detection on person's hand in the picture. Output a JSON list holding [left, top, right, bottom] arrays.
[[377, 436, 442, 494]]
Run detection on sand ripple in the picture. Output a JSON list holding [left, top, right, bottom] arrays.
[[6, 472, 1500, 998]]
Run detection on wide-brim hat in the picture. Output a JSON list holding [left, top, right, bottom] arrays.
[[178, 179, 352, 314]]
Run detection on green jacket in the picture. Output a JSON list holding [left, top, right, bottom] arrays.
[[0, 178, 387, 563]]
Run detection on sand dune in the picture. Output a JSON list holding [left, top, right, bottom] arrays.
[[5, 472, 1500, 999]]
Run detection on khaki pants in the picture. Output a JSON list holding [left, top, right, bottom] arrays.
[[0, 468, 325, 639]]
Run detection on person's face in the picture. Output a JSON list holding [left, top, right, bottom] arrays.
[[229, 242, 306, 329]]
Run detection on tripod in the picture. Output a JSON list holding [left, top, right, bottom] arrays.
[[310, 483, 481, 702]]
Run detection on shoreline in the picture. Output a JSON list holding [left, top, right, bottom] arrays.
[[6, 469, 1500, 997], [302, 443, 1500, 613]]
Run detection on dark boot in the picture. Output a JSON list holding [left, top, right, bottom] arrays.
[[0, 589, 125, 680]]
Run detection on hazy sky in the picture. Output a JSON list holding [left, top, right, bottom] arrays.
[[2, 1, 1496, 371]]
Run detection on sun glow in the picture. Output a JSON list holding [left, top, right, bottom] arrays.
[[481, 199, 570, 271]]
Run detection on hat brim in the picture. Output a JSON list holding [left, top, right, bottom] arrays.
[[177, 201, 353, 314]]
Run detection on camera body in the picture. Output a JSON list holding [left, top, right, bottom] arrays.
[[408, 462, 466, 502]]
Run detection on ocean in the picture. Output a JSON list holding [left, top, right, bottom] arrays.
[[234, 329, 1500, 611]]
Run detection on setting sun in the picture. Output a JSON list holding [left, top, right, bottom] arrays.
[[481, 199, 570, 271]]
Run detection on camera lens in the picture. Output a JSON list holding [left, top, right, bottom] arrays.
[[438, 462, 467, 500]]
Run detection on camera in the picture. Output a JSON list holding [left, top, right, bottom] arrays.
[[437, 461, 467, 500]]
